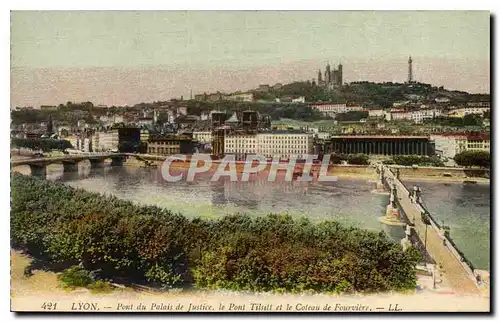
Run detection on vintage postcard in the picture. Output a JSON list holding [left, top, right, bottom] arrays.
[[10, 11, 490, 313]]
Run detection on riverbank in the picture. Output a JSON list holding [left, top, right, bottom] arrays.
[[123, 157, 489, 183], [11, 250, 489, 312]]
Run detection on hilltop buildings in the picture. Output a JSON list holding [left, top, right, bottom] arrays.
[[317, 63, 343, 87]]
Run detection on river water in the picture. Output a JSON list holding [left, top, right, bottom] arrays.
[[13, 162, 490, 270]]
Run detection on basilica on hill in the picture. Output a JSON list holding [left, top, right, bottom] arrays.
[[316, 63, 343, 88]]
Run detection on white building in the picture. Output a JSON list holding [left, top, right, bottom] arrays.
[[392, 101, 410, 107], [193, 131, 212, 143], [431, 134, 467, 164], [92, 130, 119, 152], [228, 92, 254, 102], [316, 132, 331, 140], [77, 119, 87, 129], [447, 107, 490, 118], [177, 106, 188, 116], [111, 115, 124, 125], [390, 111, 412, 121], [435, 97, 451, 103], [367, 109, 385, 118], [137, 117, 154, 126], [200, 112, 210, 121], [309, 102, 363, 118], [410, 109, 442, 124], [292, 96, 306, 104], [224, 131, 314, 160]]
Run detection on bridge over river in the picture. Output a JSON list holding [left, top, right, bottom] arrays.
[[10, 154, 484, 294], [380, 165, 480, 294]]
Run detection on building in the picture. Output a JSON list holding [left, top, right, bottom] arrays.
[[92, 130, 119, 152], [310, 102, 363, 118], [466, 102, 490, 108], [193, 131, 212, 143], [255, 84, 270, 93], [200, 112, 210, 121], [147, 135, 194, 155], [410, 109, 442, 124], [40, 105, 57, 111], [431, 133, 490, 161], [367, 109, 385, 118], [316, 132, 331, 140], [317, 63, 343, 87], [435, 97, 451, 104], [77, 119, 87, 129], [137, 117, 154, 127], [291, 96, 306, 104], [326, 135, 434, 156], [224, 131, 314, 160], [140, 129, 150, 143], [194, 93, 206, 101], [464, 133, 490, 152], [228, 92, 254, 102], [390, 110, 412, 121], [447, 107, 490, 118], [272, 83, 283, 91]]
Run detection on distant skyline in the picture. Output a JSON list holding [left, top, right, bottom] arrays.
[[11, 11, 490, 107]]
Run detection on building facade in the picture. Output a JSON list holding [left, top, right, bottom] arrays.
[[92, 130, 119, 152], [310, 102, 363, 118], [317, 63, 343, 87], [224, 132, 314, 160], [410, 109, 442, 124], [147, 135, 194, 155], [193, 131, 212, 143], [431, 133, 490, 160], [447, 107, 490, 118], [326, 135, 434, 156]]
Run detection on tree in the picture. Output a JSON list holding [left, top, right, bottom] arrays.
[[454, 151, 490, 168], [347, 154, 369, 165]]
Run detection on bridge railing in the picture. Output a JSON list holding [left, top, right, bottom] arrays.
[[384, 166, 478, 283]]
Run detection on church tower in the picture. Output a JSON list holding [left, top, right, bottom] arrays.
[[325, 63, 331, 84], [318, 69, 322, 84]]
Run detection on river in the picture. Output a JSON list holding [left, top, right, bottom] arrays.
[[13, 162, 490, 270]]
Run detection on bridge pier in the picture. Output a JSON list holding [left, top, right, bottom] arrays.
[[89, 159, 105, 169], [62, 161, 79, 173], [385, 184, 401, 218], [29, 164, 46, 178], [110, 156, 124, 167], [401, 224, 413, 251], [375, 165, 386, 191]]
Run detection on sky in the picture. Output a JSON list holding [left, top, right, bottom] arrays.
[[10, 11, 490, 107]]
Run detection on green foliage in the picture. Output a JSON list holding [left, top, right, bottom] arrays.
[[335, 111, 369, 122], [58, 265, 94, 288], [11, 173, 422, 293], [388, 155, 445, 167], [145, 264, 183, 289], [87, 280, 114, 294], [454, 150, 490, 168], [424, 115, 484, 127], [346, 154, 369, 165], [11, 138, 73, 152]]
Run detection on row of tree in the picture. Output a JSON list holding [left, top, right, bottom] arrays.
[[11, 138, 73, 152], [382, 155, 445, 167], [11, 173, 422, 293], [327, 153, 370, 165], [453, 151, 490, 168]]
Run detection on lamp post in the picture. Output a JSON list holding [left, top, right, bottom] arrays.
[[421, 211, 431, 261]]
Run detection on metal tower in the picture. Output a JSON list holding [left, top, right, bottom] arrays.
[[408, 55, 413, 83]]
